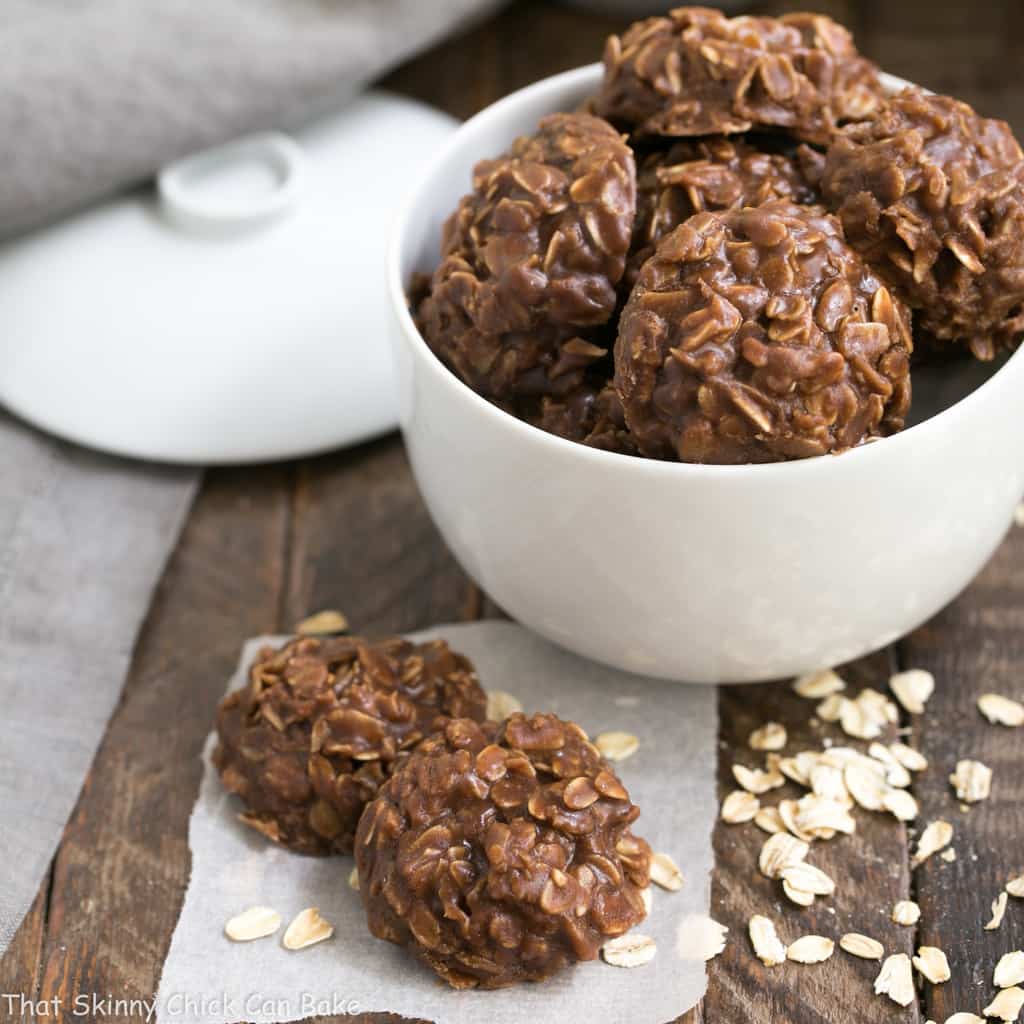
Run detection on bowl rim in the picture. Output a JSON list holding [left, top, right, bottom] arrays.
[[387, 62, 1024, 480]]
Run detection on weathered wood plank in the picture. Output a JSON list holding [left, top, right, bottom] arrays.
[[0, 885, 50, 1020], [282, 440, 477, 636], [902, 524, 1024, 1023], [31, 467, 291, 1024], [701, 652, 921, 1024]]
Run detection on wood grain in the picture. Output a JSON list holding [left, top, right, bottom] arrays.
[[702, 652, 921, 1024], [0, 886, 49, 1017], [281, 440, 477, 635], [902, 525, 1024, 1024], [2, 3, 1024, 1024]]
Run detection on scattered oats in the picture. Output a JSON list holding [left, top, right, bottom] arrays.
[[651, 852, 684, 892], [295, 609, 349, 635], [749, 915, 788, 967], [348, 866, 359, 891], [602, 933, 656, 968], [781, 862, 836, 897], [860, 687, 900, 722], [995, 952, 1024, 989], [641, 886, 653, 915], [754, 805, 786, 834], [892, 900, 921, 926], [779, 751, 820, 786], [840, 695, 882, 740], [794, 669, 846, 699], [868, 745, 913, 787], [889, 669, 935, 714], [950, 759, 993, 803], [978, 693, 1024, 727], [882, 788, 919, 822], [869, 741, 899, 766], [845, 760, 889, 811], [941, 848, 957, 863], [819, 745, 870, 769], [721, 790, 760, 824], [778, 799, 814, 842], [817, 694, 848, 723], [890, 742, 929, 772], [875, 953, 916, 1007], [945, 1015, 984, 1024], [840, 933, 885, 960], [225, 906, 282, 942], [486, 690, 523, 721], [810, 763, 852, 806], [913, 820, 954, 867], [787, 936, 834, 964], [984, 987, 1024, 1022], [759, 833, 809, 879], [913, 946, 951, 985], [987, 891, 1009, 931], [749, 722, 787, 751], [732, 763, 785, 795], [595, 731, 639, 762], [282, 908, 334, 950], [783, 879, 816, 907], [1008, 876, 1024, 899], [789, 793, 856, 838], [675, 914, 728, 962]]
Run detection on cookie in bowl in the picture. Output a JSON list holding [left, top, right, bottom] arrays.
[[615, 199, 913, 463], [819, 87, 1024, 360], [595, 7, 884, 144], [418, 111, 636, 401]]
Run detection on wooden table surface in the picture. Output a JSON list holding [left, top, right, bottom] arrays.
[[3, 2, 1023, 1022]]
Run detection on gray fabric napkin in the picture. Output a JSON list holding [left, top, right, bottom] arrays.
[[0, 413, 198, 957], [0, 0, 501, 237]]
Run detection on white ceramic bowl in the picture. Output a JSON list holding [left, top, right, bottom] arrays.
[[387, 64, 1024, 683]]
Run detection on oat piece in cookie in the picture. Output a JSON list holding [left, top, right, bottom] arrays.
[[525, 380, 637, 455], [418, 112, 636, 401], [355, 714, 652, 989], [820, 88, 1024, 360], [615, 199, 913, 464], [627, 136, 817, 290], [596, 7, 882, 145], [214, 634, 486, 855]]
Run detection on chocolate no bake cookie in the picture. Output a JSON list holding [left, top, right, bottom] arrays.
[[355, 713, 652, 988], [615, 199, 913, 463], [820, 88, 1024, 359], [214, 635, 486, 855], [523, 381, 637, 454], [418, 112, 636, 400], [628, 135, 818, 290], [596, 7, 883, 145]]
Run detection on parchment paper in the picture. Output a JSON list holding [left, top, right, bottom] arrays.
[[156, 621, 718, 1024]]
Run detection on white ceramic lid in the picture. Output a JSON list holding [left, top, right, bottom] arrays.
[[0, 92, 457, 464]]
